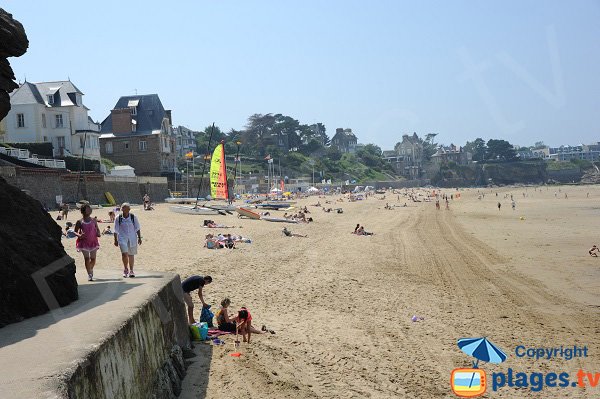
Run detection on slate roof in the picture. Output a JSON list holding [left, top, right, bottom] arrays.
[[100, 94, 167, 136], [10, 80, 84, 107]]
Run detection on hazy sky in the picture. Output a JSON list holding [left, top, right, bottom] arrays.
[[4, 1, 599, 149]]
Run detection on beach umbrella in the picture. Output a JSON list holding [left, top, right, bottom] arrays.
[[458, 337, 507, 366], [458, 337, 507, 389]]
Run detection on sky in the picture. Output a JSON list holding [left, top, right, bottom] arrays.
[[4, 0, 600, 149]]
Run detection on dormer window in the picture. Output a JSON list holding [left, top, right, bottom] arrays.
[[47, 94, 54, 104], [127, 99, 139, 115]]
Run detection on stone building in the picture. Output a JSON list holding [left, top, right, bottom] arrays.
[[330, 128, 357, 153], [392, 133, 424, 178], [431, 144, 472, 165], [99, 94, 176, 176]]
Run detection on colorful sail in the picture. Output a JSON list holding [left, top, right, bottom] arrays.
[[210, 143, 229, 200]]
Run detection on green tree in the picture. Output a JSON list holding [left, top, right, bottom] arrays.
[[486, 139, 517, 161], [464, 138, 487, 162]]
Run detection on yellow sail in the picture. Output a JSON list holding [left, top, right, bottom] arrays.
[[209, 143, 228, 200]]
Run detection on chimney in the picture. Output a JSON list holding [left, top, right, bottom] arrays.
[[336, 128, 344, 134], [111, 108, 132, 134]]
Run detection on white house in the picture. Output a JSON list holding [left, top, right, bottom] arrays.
[[2, 80, 101, 160]]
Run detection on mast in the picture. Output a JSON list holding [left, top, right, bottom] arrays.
[[194, 123, 214, 208]]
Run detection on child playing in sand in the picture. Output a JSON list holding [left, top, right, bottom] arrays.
[[236, 307, 266, 344], [75, 204, 101, 281], [589, 245, 599, 257]]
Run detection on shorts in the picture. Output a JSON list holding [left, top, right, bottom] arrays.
[[118, 240, 138, 255], [183, 292, 194, 308], [218, 322, 237, 333]]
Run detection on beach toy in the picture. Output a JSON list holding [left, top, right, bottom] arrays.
[[212, 338, 225, 345], [411, 315, 425, 322], [229, 352, 242, 357]]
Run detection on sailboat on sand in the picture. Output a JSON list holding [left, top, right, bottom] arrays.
[[169, 132, 228, 215]]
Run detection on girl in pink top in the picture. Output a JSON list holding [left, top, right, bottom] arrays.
[[75, 204, 100, 281]]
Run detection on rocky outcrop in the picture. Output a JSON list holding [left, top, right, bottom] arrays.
[[0, 177, 78, 328], [0, 8, 28, 120]]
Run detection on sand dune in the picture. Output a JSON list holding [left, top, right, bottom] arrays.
[[59, 185, 600, 398]]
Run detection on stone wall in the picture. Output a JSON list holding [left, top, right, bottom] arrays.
[[65, 276, 190, 399], [1, 167, 170, 208], [547, 168, 584, 183]]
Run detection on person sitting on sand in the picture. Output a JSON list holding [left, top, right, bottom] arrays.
[[282, 227, 308, 238], [63, 222, 78, 238], [224, 233, 236, 249], [353, 223, 360, 234], [205, 234, 222, 249], [108, 211, 116, 223], [236, 307, 266, 344], [589, 245, 599, 257], [102, 226, 113, 235], [356, 226, 374, 236], [216, 298, 238, 332]]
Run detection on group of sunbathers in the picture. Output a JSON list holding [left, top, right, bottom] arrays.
[[283, 210, 313, 223], [182, 275, 274, 344], [205, 233, 251, 249]]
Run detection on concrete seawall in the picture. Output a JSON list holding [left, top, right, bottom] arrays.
[[0, 270, 190, 399]]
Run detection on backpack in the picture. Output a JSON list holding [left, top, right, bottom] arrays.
[[118, 213, 135, 225]]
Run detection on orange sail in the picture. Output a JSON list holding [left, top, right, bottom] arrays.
[[210, 143, 229, 200]]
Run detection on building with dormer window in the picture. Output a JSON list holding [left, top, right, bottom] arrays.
[[99, 94, 176, 176], [1, 80, 101, 160]]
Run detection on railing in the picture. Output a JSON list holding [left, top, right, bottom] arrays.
[[0, 146, 66, 168]]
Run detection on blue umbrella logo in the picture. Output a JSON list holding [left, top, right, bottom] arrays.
[[457, 337, 507, 389]]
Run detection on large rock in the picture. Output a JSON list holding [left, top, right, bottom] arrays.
[[0, 177, 78, 328], [0, 8, 28, 120]]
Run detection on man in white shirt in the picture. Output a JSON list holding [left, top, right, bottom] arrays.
[[113, 203, 142, 278]]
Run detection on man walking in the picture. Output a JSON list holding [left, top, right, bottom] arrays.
[[113, 203, 142, 278]]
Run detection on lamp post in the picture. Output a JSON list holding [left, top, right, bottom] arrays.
[[309, 159, 315, 187], [186, 160, 190, 197]]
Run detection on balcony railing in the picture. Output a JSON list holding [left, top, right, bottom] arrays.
[[0, 147, 66, 169]]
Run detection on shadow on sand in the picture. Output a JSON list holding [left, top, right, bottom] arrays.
[[180, 341, 213, 399]]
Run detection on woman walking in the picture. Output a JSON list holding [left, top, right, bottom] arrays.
[[75, 204, 100, 281]]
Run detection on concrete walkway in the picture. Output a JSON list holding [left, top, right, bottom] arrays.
[[0, 269, 177, 399]]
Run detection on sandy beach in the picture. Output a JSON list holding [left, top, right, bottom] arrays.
[[58, 185, 600, 398]]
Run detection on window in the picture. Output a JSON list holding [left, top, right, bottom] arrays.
[[16, 113, 25, 128], [130, 106, 137, 115], [80, 136, 85, 148], [124, 141, 130, 150], [139, 140, 147, 151], [42, 114, 46, 128], [105, 142, 113, 154], [132, 123, 136, 132], [47, 94, 54, 104], [43, 136, 48, 142], [57, 136, 65, 149], [55, 114, 64, 128]]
